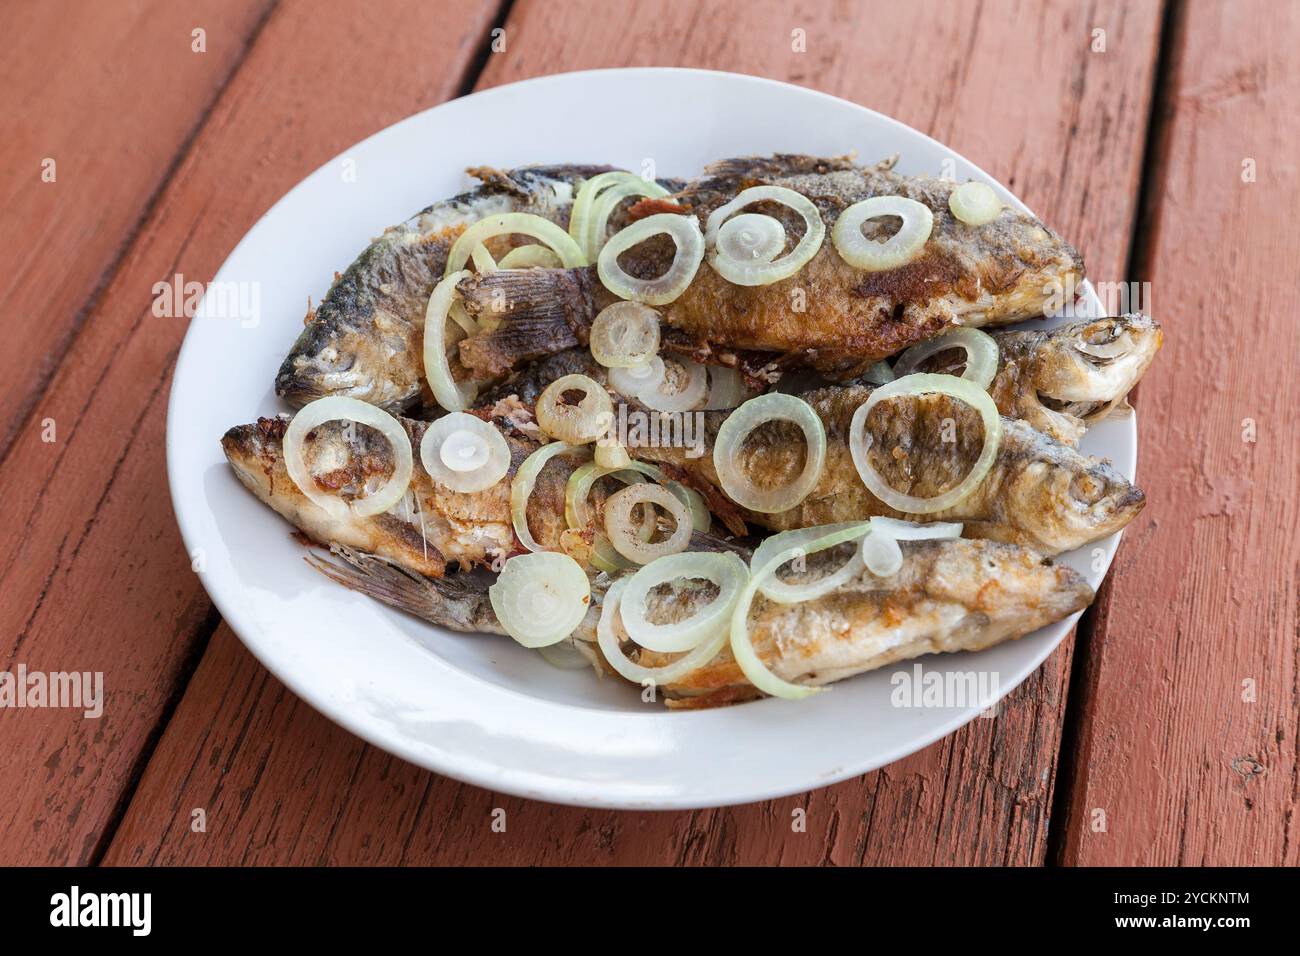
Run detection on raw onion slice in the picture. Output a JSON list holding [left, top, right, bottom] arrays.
[[705, 365, 752, 409], [750, 521, 871, 604], [597, 577, 731, 687], [589, 301, 661, 368], [445, 212, 586, 277], [423, 269, 478, 411], [704, 185, 825, 286], [892, 327, 1000, 390], [848, 373, 1002, 514], [712, 393, 826, 513], [607, 356, 665, 398], [537, 639, 595, 670], [948, 181, 1002, 226], [470, 243, 497, 273], [860, 516, 963, 577], [862, 361, 896, 386], [283, 397, 414, 520], [620, 551, 749, 653], [716, 213, 785, 262], [731, 524, 872, 700], [535, 373, 614, 444], [418, 412, 510, 493], [604, 484, 692, 563], [569, 171, 660, 259], [638, 357, 709, 412], [497, 244, 562, 269], [615, 461, 711, 534], [563, 462, 652, 572], [511, 441, 588, 552], [594, 441, 631, 469], [832, 195, 933, 271], [488, 552, 591, 648], [585, 178, 671, 261], [597, 213, 704, 305]]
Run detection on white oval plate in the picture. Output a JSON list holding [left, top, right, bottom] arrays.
[[168, 68, 1131, 809]]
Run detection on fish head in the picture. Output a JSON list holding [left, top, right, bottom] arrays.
[[1029, 314, 1162, 422], [274, 313, 423, 413], [1001, 437, 1146, 553]]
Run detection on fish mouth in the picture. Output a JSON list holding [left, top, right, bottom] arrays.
[[1037, 315, 1162, 419], [1068, 463, 1146, 536], [274, 352, 363, 408]]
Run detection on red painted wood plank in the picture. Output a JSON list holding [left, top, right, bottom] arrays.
[[0, 0, 275, 459], [1057, 0, 1300, 866], [0, 0, 498, 865], [103, 0, 1163, 866]]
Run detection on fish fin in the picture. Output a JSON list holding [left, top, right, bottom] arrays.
[[456, 269, 597, 377], [699, 154, 858, 182], [305, 545, 503, 635]]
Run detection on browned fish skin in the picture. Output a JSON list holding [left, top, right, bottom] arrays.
[[456, 154, 1084, 378], [274, 164, 619, 413], [307, 537, 1092, 708], [220, 412, 576, 576], [648, 538, 1093, 706], [634, 384, 1144, 555]]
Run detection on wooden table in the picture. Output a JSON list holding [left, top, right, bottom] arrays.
[[2, 0, 1295, 867]]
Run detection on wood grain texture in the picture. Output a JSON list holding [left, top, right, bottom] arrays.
[[0, 0, 497, 865], [103, 0, 1163, 866], [1057, 0, 1300, 866], [0, 0, 275, 460]]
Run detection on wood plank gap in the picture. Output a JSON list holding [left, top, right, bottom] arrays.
[[456, 0, 518, 99], [87, 606, 224, 867], [1045, 0, 1186, 868], [0, 0, 283, 469]]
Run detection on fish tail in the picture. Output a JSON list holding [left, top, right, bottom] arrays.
[[455, 268, 599, 378], [304, 545, 503, 634]]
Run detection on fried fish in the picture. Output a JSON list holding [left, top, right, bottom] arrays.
[[456, 154, 1084, 379], [633, 384, 1144, 555]]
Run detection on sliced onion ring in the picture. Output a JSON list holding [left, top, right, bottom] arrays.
[[892, 327, 1000, 390], [594, 441, 631, 469], [620, 551, 749, 653], [860, 517, 962, 577], [948, 181, 1002, 226], [597, 213, 704, 306], [511, 441, 588, 552], [832, 195, 933, 271], [750, 521, 871, 604], [423, 269, 478, 411], [589, 301, 661, 368], [535, 373, 614, 444], [569, 172, 662, 261], [848, 373, 1002, 514], [597, 577, 731, 687], [716, 213, 785, 263], [604, 483, 692, 564], [586, 178, 670, 261], [608, 356, 665, 398], [705, 185, 825, 286], [713, 393, 827, 513], [638, 358, 709, 412], [497, 244, 562, 269], [488, 552, 591, 648], [445, 212, 586, 277], [705, 365, 752, 409], [418, 412, 510, 493], [731, 524, 872, 700], [283, 397, 414, 520]]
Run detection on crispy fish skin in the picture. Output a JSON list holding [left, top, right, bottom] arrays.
[[914, 314, 1162, 445], [456, 154, 1084, 377], [648, 538, 1093, 707], [274, 164, 616, 413], [305, 537, 1091, 708], [634, 384, 1144, 555], [220, 412, 575, 576]]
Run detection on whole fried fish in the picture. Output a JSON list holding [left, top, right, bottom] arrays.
[[906, 314, 1161, 445], [221, 404, 735, 576], [456, 154, 1084, 379], [635, 384, 1144, 555], [305, 537, 1091, 708], [275, 164, 627, 413]]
